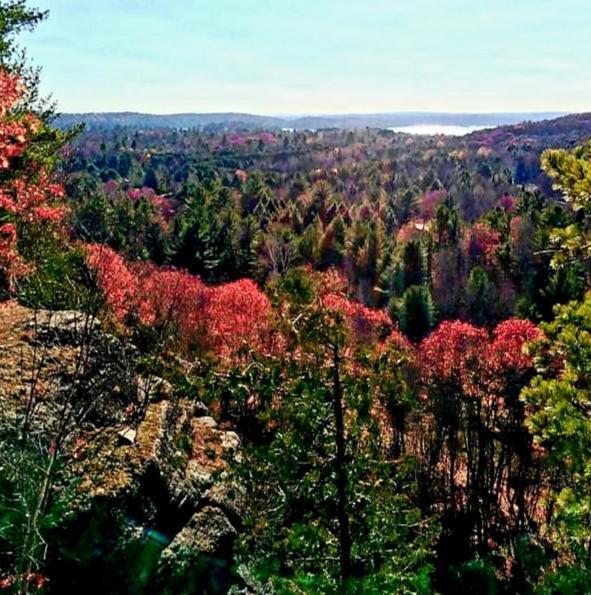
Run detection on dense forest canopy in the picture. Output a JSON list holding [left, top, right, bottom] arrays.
[[3, 2, 591, 594]]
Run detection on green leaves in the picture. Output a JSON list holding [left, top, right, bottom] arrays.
[[225, 293, 436, 593], [541, 144, 591, 209], [540, 143, 591, 275], [522, 293, 591, 566]]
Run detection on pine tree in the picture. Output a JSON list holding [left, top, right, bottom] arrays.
[[395, 285, 435, 341]]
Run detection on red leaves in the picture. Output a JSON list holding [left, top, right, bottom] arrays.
[[0, 71, 21, 113], [11, 174, 68, 223], [206, 279, 274, 359], [315, 268, 392, 345], [383, 328, 412, 352], [85, 244, 274, 362], [0, 573, 46, 591], [85, 244, 138, 321], [489, 318, 541, 372], [0, 223, 16, 244], [498, 194, 516, 212], [420, 321, 488, 396], [135, 265, 208, 340], [322, 292, 391, 345], [0, 175, 67, 222], [0, 69, 67, 291], [0, 71, 28, 168], [0, 72, 42, 169], [419, 318, 541, 402], [463, 223, 501, 266], [126, 186, 175, 222]]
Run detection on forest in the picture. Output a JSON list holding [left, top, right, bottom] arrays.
[[2, 2, 591, 594]]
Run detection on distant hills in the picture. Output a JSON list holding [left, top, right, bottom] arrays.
[[55, 111, 567, 132], [466, 112, 591, 146]]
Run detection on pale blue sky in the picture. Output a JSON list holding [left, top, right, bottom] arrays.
[[24, 0, 591, 114]]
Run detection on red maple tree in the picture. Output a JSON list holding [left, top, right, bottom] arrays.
[[0, 70, 67, 291]]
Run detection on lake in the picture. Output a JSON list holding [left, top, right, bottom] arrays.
[[388, 124, 490, 136]]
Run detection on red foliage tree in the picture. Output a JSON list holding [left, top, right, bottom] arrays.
[[0, 70, 67, 290], [418, 318, 543, 554], [488, 318, 540, 372], [206, 279, 274, 361], [322, 291, 391, 346], [463, 223, 501, 267], [84, 243, 137, 321], [134, 263, 209, 344], [85, 244, 275, 362], [420, 320, 487, 397]]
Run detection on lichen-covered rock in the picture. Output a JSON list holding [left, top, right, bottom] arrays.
[[165, 506, 237, 557], [0, 303, 246, 589], [172, 458, 215, 510], [28, 309, 101, 345], [192, 417, 241, 472], [204, 479, 247, 526]]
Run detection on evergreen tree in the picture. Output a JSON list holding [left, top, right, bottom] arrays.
[[395, 285, 436, 341], [466, 267, 496, 326], [235, 278, 437, 593]]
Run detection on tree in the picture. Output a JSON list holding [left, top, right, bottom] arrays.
[[395, 285, 435, 341], [466, 267, 496, 326], [262, 224, 298, 277], [0, 1, 49, 112], [420, 319, 542, 589], [401, 239, 426, 289], [234, 276, 437, 593], [0, 39, 70, 296], [240, 172, 274, 217], [0, 1, 46, 62], [540, 142, 591, 277], [522, 294, 591, 584], [85, 243, 275, 363], [434, 195, 461, 245], [317, 215, 345, 269]]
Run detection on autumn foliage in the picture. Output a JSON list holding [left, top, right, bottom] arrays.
[[84, 244, 137, 320], [205, 279, 274, 359], [0, 69, 67, 290], [417, 317, 543, 556], [420, 320, 488, 397], [322, 291, 391, 345], [420, 318, 541, 400], [463, 223, 501, 267], [84, 243, 274, 361]]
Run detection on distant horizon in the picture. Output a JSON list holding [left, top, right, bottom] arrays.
[[58, 109, 570, 117], [55, 109, 576, 134]]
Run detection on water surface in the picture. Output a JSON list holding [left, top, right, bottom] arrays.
[[389, 124, 490, 136]]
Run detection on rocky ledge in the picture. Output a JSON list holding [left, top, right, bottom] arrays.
[[0, 301, 248, 591]]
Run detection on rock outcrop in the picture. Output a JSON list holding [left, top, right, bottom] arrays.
[[0, 301, 247, 590]]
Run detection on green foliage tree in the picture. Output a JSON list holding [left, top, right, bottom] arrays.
[[0, 0, 48, 113], [233, 276, 437, 593], [395, 285, 435, 341], [541, 142, 591, 276], [522, 294, 591, 588], [434, 195, 461, 245], [398, 239, 426, 293], [466, 267, 496, 327]]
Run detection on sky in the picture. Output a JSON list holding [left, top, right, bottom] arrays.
[[23, 0, 591, 115]]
